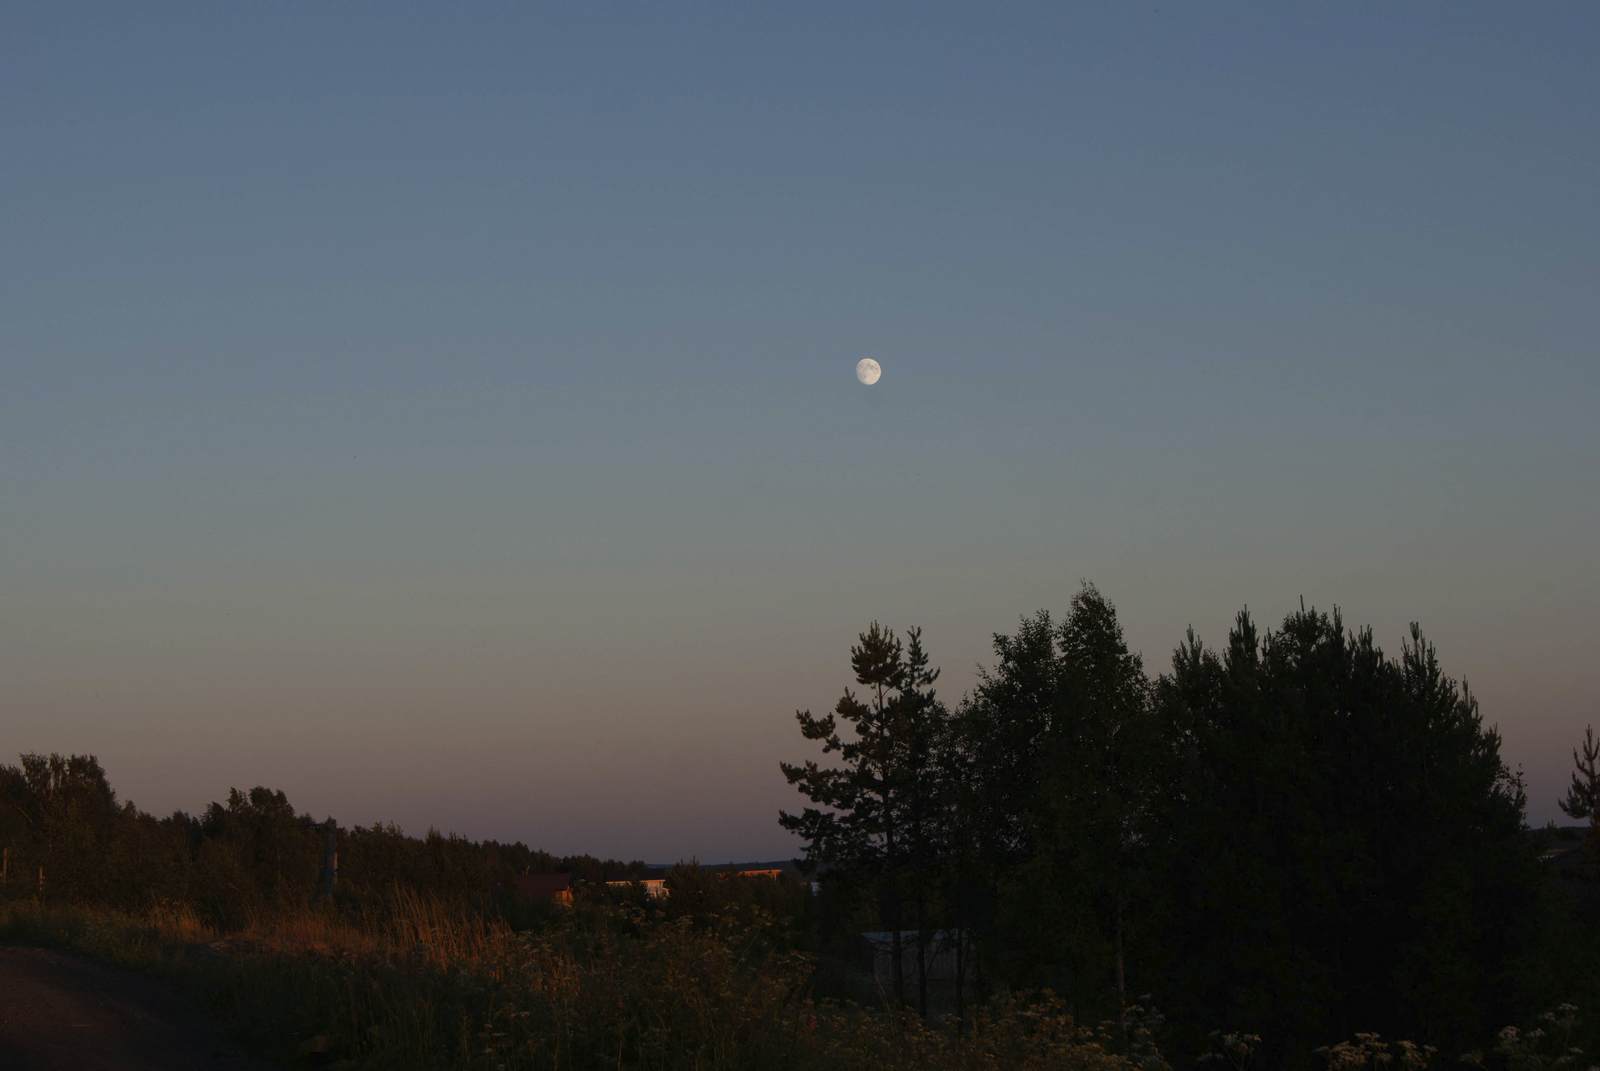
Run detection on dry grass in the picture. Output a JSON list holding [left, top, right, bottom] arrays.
[[1, 892, 1167, 1070], [4, 895, 1594, 1070]]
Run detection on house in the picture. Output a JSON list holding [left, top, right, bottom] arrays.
[[605, 867, 669, 898], [511, 873, 574, 903]]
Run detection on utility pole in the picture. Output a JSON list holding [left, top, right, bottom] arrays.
[[318, 819, 338, 898]]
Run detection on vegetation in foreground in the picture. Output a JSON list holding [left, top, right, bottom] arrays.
[[1, 885, 1594, 1071], [0, 884, 1169, 1071]]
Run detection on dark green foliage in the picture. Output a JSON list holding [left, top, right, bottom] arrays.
[[663, 862, 810, 935], [1153, 609, 1539, 1065], [0, 749, 145, 909], [962, 587, 1166, 1025], [0, 753, 658, 931], [1560, 725, 1600, 876], [1562, 726, 1600, 825], [780, 622, 953, 1012], [789, 592, 1584, 1065]]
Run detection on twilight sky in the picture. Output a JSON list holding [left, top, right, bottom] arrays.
[[2, 4, 1596, 861]]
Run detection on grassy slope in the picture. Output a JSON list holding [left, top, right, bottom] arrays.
[[0, 894, 1161, 1071]]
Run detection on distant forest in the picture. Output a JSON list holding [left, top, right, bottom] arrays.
[[0, 754, 658, 925], [3, 586, 1598, 1069]]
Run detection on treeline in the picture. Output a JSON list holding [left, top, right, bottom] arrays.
[[4, 585, 1597, 1068], [783, 586, 1600, 1067], [0, 755, 657, 927]]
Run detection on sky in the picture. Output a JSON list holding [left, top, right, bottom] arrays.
[[2, 3, 1596, 861]]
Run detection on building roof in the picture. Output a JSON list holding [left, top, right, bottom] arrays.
[[604, 867, 668, 883], [511, 873, 573, 899]]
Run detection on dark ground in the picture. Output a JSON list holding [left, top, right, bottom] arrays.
[[0, 944, 275, 1071]]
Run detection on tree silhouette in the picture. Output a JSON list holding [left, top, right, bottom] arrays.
[[1154, 610, 1538, 1066], [960, 585, 1161, 1030], [1560, 724, 1600, 871], [1560, 725, 1599, 823], [780, 622, 950, 1010]]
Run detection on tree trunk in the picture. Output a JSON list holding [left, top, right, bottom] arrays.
[[915, 885, 928, 1019], [889, 902, 904, 1005], [954, 926, 966, 1033], [885, 803, 904, 1007], [1116, 902, 1127, 1042]]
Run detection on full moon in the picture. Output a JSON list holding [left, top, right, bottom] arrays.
[[856, 358, 882, 385]]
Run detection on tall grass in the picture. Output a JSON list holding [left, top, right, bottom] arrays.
[[0, 896, 212, 968], [6, 894, 1587, 1070], [0, 892, 1166, 1071]]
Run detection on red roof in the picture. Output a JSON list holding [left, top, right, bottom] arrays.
[[511, 873, 573, 899]]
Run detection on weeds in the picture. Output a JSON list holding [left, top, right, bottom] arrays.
[[1314, 1034, 1435, 1070], [4, 894, 1589, 1071], [1461, 1004, 1599, 1071], [0, 894, 1160, 1071]]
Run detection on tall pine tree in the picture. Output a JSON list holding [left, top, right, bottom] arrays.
[[780, 622, 950, 1011]]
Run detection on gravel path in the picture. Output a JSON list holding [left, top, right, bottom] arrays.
[[0, 944, 277, 1070]]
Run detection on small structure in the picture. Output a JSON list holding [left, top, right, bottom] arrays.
[[605, 867, 669, 898], [511, 873, 574, 903], [738, 869, 784, 879], [861, 931, 968, 984]]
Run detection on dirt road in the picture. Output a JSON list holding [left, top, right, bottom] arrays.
[[0, 944, 276, 1070]]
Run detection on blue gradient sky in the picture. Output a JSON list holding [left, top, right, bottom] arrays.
[[2, 4, 1596, 860]]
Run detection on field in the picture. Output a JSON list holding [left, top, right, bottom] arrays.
[[0, 883, 1166, 1071]]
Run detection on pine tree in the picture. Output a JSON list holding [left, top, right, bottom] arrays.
[[1559, 724, 1600, 870], [780, 622, 950, 1010], [896, 627, 946, 1018], [1154, 609, 1537, 1066], [1560, 725, 1599, 822]]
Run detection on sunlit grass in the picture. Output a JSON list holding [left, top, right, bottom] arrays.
[[0, 892, 1170, 1070], [5, 894, 1589, 1070]]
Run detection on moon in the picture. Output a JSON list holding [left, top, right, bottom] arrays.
[[856, 358, 882, 385]]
